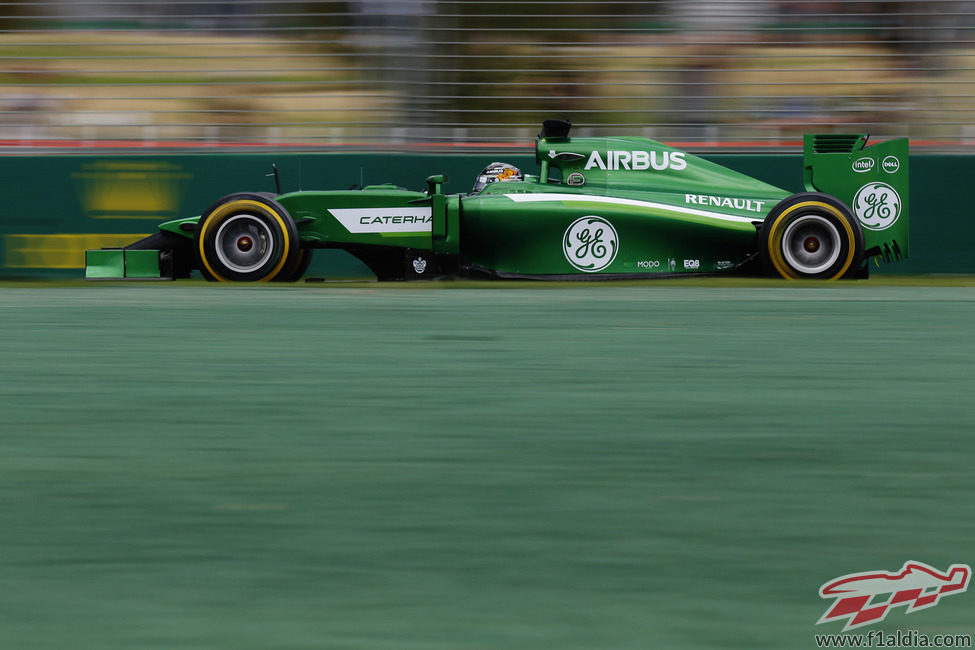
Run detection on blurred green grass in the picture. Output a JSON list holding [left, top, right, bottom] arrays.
[[1, 284, 973, 649]]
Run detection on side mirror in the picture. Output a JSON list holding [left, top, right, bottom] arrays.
[[425, 174, 448, 195]]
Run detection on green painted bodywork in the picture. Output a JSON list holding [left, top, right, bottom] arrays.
[[281, 187, 431, 249], [803, 134, 910, 262], [93, 125, 910, 280], [84, 249, 125, 279], [85, 249, 160, 279]]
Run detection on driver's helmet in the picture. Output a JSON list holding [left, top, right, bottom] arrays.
[[471, 162, 524, 194]]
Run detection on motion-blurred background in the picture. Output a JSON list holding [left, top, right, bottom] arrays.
[[3, 0, 973, 149], [3, 7, 975, 648]]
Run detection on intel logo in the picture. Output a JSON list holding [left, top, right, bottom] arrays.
[[852, 157, 875, 173], [882, 156, 900, 173]]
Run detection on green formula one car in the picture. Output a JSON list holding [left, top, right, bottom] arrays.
[[86, 120, 908, 282]]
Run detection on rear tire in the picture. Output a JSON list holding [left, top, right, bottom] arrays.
[[195, 193, 300, 282], [760, 193, 863, 280]]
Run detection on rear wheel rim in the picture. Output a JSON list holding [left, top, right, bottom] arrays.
[[781, 214, 842, 275], [214, 214, 274, 273]]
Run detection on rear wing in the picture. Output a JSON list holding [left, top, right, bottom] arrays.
[[804, 134, 909, 263]]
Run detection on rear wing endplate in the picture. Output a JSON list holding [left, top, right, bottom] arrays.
[[804, 134, 909, 263]]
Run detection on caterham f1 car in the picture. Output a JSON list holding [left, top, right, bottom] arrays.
[[85, 120, 909, 281]]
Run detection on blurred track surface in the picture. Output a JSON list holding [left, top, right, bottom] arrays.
[[1, 284, 973, 649]]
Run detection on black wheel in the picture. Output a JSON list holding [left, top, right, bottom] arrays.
[[195, 193, 300, 282], [759, 193, 864, 280]]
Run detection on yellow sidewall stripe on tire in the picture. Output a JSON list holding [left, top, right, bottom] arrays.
[[197, 199, 292, 282], [767, 201, 856, 280]]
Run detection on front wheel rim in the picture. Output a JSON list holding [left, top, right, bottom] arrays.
[[214, 214, 275, 273], [781, 214, 842, 275]]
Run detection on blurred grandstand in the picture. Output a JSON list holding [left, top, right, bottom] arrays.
[[0, 0, 973, 150]]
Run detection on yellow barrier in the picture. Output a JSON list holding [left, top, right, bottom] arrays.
[[4, 234, 149, 269]]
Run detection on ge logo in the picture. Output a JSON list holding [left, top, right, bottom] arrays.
[[853, 182, 902, 231], [563, 216, 619, 272]]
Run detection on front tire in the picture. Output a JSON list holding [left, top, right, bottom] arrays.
[[760, 193, 863, 280], [195, 193, 300, 282], [274, 247, 313, 282]]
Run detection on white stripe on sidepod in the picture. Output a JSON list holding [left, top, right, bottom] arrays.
[[504, 193, 762, 224], [328, 207, 432, 233]]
